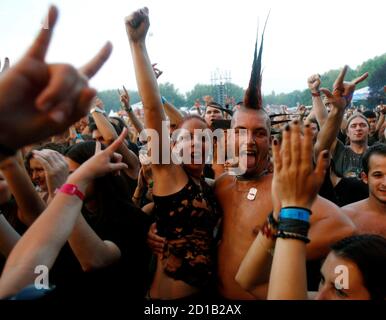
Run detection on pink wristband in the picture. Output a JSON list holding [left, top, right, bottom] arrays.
[[56, 183, 85, 201]]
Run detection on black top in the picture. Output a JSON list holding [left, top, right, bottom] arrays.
[[48, 201, 151, 301], [319, 170, 369, 207], [153, 174, 221, 289], [332, 140, 365, 178]]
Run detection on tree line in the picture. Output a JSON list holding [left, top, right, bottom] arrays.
[[99, 53, 386, 113]]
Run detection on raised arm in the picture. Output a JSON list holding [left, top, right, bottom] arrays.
[[90, 100, 140, 180], [375, 104, 385, 133], [267, 121, 329, 300], [307, 74, 328, 127], [125, 8, 188, 196], [151, 64, 184, 126], [314, 66, 368, 158], [0, 215, 20, 258], [125, 8, 165, 137], [162, 97, 184, 126], [0, 155, 46, 226], [235, 214, 276, 298], [119, 86, 145, 135], [0, 131, 128, 298]]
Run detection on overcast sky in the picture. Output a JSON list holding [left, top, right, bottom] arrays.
[[1, 0, 385, 98]]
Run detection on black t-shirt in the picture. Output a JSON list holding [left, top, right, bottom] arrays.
[[337, 130, 347, 144], [332, 140, 365, 178], [368, 130, 380, 146], [319, 170, 369, 207], [49, 202, 151, 301]]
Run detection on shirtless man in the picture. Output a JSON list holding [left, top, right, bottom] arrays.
[[342, 143, 386, 236], [148, 36, 356, 301], [215, 107, 355, 299], [214, 48, 356, 299]]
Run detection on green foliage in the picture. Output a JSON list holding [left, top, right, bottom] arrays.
[[368, 59, 386, 107], [159, 82, 186, 107], [97, 53, 386, 110], [263, 53, 386, 108], [185, 84, 215, 107], [225, 82, 244, 103], [97, 89, 140, 113]]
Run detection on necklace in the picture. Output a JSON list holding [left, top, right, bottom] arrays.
[[236, 169, 268, 201]]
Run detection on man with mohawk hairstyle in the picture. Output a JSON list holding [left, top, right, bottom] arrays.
[[213, 26, 356, 299]]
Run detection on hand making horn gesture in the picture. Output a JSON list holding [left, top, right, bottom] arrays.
[[320, 66, 368, 111], [117, 85, 131, 112], [0, 6, 112, 151], [152, 63, 163, 79]]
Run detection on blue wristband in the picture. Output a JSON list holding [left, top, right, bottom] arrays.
[[279, 207, 311, 223], [161, 96, 167, 104]]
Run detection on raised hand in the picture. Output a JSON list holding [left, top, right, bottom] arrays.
[[0, 58, 10, 74], [93, 97, 105, 110], [32, 149, 69, 197], [203, 95, 213, 106], [0, 6, 112, 152], [124, 7, 150, 43], [307, 74, 321, 93], [271, 121, 329, 209], [118, 85, 131, 112], [152, 63, 163, 79], [69, 128, 129, 185], [320, 66, 368, 111]]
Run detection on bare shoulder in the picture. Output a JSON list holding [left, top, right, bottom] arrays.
[[307, 196, 356, 259], [311, 195, 355, 230], [214, 172, 234, 191], [341, 199, 368, 218]]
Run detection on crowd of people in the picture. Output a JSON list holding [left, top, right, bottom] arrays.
[[0, 6, 385, 301]]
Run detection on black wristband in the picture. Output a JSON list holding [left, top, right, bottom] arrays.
[[268, 212, 279, 229], [0, 143, 17, 157], [278, 218, 310, 237], [275, 230, 310, 243]]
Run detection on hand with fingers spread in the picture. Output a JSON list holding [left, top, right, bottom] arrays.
[[68, 128, 129, 188], [32, 149, 69, 198], [152, 63, 163, 79], [272, 121, 329, 209], [0, 6, 112, 154], [0, 58, 10, 74], [320, 66, 368, 111], [125, 7, 150, 43]]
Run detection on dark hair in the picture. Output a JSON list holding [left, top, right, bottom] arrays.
[[109, 117, 128, 135], [64, 141, 134, 224], [206, 102, 223, 109], [362, 143, 386, 174], [243, 14, 269, 110], [176, 114, 208, 130], [331, 234, 386, 300], [308, 118, 320, 131], [346, 113, 369, 131], [363, 110, 376, 119]]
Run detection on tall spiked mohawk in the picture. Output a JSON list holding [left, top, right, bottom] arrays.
[[243, 12, 270, 110]]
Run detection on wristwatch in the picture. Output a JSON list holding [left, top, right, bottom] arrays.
[[90, 107, 106, 115]]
